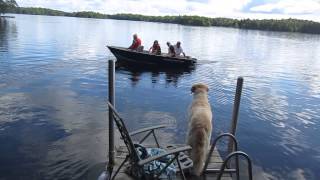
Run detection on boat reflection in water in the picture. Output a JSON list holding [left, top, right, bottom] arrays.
[[115, 60, 196, 87]]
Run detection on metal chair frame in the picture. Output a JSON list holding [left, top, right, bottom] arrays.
[[108, 102, 192, 180]]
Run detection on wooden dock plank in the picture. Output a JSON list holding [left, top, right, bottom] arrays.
[[111, 143, 233, 180]]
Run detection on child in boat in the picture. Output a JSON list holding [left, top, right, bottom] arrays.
[[166, 42, 171, 53], [167, 45, 176, 57], [149, 40, 161, 55]]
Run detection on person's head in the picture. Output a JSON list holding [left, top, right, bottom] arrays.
[[167, 42, 171, 47], [176, 41, 181, 48], [133, 34, 138, 40], [169, 45, 175, 53], [153, 40, 159, 46]]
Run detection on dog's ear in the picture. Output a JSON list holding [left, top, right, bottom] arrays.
[[191, 86, 196, 93], [204, 85, 209, 92]]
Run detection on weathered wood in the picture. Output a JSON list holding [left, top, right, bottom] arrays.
[[108, 60, 116, 175], [228, 77, 243, 154]]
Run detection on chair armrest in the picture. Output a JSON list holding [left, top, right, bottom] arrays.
[[129, 125, 167, 136], [138, 145, 191, 166]]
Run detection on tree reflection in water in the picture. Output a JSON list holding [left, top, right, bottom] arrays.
[[0, 18, 17, 52]]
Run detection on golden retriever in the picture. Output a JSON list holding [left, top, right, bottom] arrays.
[[187, 83, 212, 176]]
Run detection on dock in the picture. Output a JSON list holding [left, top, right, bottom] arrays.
[[104, 60, 251, 180], [110, 138, 232, 180]]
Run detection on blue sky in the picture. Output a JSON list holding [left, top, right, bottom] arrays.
[[17, 0, 320, 21]]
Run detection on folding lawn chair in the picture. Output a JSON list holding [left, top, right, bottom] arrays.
[[108, 102, 193, 180]]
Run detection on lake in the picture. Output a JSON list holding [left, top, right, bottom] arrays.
[[0, 14, 320, 180]]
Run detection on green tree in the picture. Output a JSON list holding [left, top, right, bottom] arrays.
[[0, 0, 5, 14], [0, 0, 18, 15], [2, 4, 320, 34]]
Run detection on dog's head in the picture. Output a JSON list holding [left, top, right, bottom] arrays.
[[191, 83, 209, 94]]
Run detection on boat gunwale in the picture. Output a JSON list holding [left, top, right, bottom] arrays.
[[107, 46, 197, 63]]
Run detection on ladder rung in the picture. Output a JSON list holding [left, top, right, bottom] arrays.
[[205, 168, 237, 173]]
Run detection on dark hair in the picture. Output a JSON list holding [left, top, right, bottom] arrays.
[[153, 40, 159, 48], [169, 45, 174, 52], [169, 45, 175, 57]]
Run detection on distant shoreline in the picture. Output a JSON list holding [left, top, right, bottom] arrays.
[[6, 7, 320, 34]]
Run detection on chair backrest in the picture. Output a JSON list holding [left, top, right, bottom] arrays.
[[107, 102, 141, 163]]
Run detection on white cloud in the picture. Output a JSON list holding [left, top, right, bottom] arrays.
[[187, 0, 252, 15], [15, 0, 320, 21], [250, 0, 320, 14], [73, 0, 253, 17], [17, 0, 86, 11], [17, 0, 252, 15]]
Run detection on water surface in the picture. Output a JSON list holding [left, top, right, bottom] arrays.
[[0, 14, 320, 180]]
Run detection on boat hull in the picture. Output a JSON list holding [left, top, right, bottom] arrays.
[[107, 46, 196, 67]]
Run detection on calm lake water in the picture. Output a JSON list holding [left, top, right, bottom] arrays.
[[1, 14, 320, 180]]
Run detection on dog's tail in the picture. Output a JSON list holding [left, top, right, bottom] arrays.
[[191, 128, 209, 176]]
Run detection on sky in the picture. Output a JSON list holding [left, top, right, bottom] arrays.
[[16, 0, 320, 21]]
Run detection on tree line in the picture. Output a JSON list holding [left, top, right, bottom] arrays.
[[102, 14, 320, 34], [0, 0, 18, 14], [2, 4, 320, 34]]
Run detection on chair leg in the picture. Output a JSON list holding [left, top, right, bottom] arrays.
[[111, 156, 129, 180]]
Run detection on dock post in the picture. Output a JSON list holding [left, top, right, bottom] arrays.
[[107, 60, 115, 178], [228, 77, 243, 154]]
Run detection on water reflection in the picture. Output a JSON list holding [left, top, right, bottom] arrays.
[[0, 93, 69, 179], [0, 18, 18, 101], [115, 61, 195, 87], [0, 18, 17, 55], [1, 14, 320, 180]]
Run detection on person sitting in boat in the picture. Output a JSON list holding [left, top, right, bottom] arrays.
[[149, 40, 161, 55], [166, 42, 171, 53], [167, 45, 176, 57], [129, 34, 142, 51], [174, 41, 186, 57]]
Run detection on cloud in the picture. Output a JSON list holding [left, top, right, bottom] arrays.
[[17, 0, 252, 15], [15, 0, 320, 21], [250, 0, 320, 14], [17, 0, 101, 12]]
